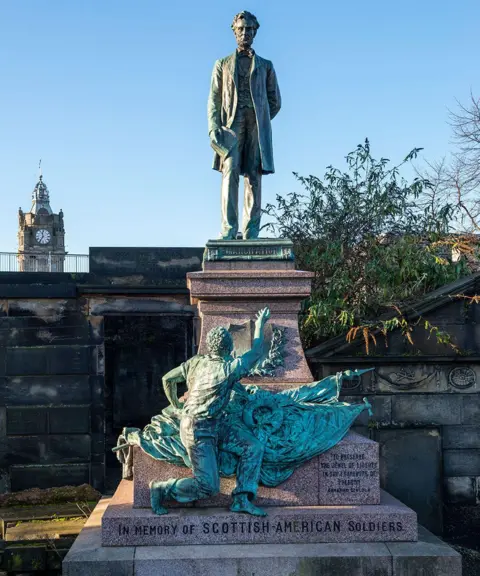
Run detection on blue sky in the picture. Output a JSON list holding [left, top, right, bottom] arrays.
[[0, 0, 478, 254]]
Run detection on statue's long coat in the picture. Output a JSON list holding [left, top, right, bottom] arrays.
[[208, 52, 281, 175]]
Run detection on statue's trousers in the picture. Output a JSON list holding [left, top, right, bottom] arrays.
[[220, 420, 265, 498], [221, 107, 262, 240], [167, 416, 264, 502]]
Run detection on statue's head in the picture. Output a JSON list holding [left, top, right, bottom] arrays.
[[206, 326, 234, 358], [231, 11, 259, 51]]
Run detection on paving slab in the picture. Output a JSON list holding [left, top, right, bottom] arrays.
[[134, 541, 393, 576], [62, 496, 134, 576], [103, 480, 416, 546], [5, 516, 86, 541], [387, 525, 462, 575]]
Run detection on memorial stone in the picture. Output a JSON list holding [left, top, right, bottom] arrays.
[[102, 481, 416, 547]]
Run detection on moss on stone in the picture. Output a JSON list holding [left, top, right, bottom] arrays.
[[0, 484, 101, 508]]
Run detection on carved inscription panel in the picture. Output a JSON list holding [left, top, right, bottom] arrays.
[[317, 437, 380, 505]]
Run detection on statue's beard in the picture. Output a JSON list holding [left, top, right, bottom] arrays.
[[237, 39, 252, 51]]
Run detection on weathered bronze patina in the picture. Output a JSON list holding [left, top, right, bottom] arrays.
[[208, 11, 281, 240], [150, 307, 272, 517], [115, 308, 372, 517]]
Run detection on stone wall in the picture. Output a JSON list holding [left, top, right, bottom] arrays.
[[0, 248, 204, 494], [0, 275, 96, 493], [307, 296, 480, 537]]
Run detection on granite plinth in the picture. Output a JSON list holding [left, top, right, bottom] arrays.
[[133, 446, 319, 509], [133, 432, 380, 509], [187, 270, 314, 298], [204, 260, 294, 270], [187, 273, 314, 383], [65, 496, 460, 576], [102, 481, 416, 546], [188, 239, 314, 383], [198, 302, 313, 383]]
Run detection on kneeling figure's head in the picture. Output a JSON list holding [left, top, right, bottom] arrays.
[[206, 326, 233, 358]]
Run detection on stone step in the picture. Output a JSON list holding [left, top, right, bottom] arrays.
[[5, 517, 86, 541], [133, 431, 380, 509], [102, 480, 416, 546], [64, 496, 460, 576]]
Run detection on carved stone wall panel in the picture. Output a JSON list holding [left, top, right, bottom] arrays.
[[448, 366, 477, 391], [311, 361, 480, 394], [373, 365, 445, 394], [371, 365, 478, 394]]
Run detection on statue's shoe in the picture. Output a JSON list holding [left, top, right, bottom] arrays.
[[149, 480, 170, 515], [230, 497, 267, 517], [219, 231, 238, 240]]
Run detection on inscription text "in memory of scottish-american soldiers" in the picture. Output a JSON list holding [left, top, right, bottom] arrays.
[[117, 519, 404, 537]]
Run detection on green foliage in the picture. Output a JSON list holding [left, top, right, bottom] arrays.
[[264, 140, 470, 348]]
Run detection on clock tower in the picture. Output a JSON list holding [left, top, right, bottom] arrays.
[[17, 173, 66, 272]]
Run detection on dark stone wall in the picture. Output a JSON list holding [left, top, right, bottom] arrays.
[[3, 250, 476, 541], [102, 311, 193, 487], [307, 298, 480, 537], [0, 248, 202, 494], [0, 297, 196, 493], [105, 315, 191, 431], [0, 296, 97, 492], [88, 246, 203, 288]]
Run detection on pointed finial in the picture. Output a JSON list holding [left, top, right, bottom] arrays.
[[38, 159, 42, 180]]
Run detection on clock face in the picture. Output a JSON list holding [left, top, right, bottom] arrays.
[[35, 229, 51, 245]]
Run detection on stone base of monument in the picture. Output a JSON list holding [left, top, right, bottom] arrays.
[[62, 389, 462, 574], [63, 494, 462, 576], [62, 237, 463, 572], [133, 431, 381, 508], [102, 480, 416, 546], [104, 431, 411, 547]]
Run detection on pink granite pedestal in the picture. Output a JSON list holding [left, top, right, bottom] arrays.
[[102, 481, 417, 547], [187, 241, 314, 385], [133, 432, 380, 509]]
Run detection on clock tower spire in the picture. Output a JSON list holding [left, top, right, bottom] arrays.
[[18, 169, 66, 272], [31, 174, 53, 216]]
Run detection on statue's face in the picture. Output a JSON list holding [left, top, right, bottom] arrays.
[[233, 18, 256, 50], [217, 332, 233, 358], [221, 339, 234, 358]]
